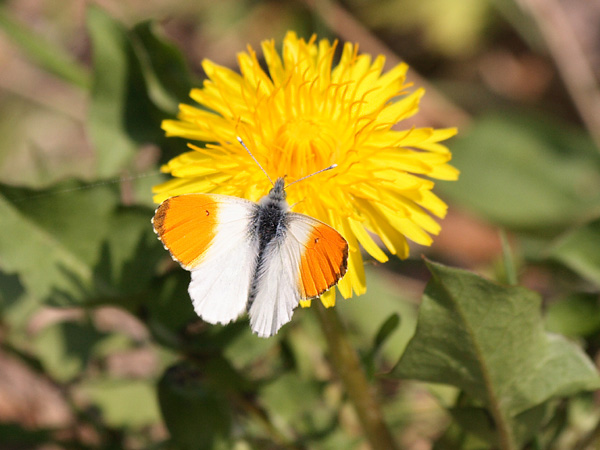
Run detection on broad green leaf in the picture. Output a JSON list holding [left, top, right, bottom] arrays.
[[0, 182, 119, 301], [34, 321, 107, 382], [545, 293, 600, 337], [98, 205, 164, 296], [0, 7, 89, 88], [393, 261, 600, 440], [548, 217, 600, 286], [439, 113, 600, 231], [82, 378, 161, 428], [0, 181, 164, 310], [49, 206, 165, 308], [450, 401, 555, 448], [158, 361, 232, 449], [87, 6, 163, 177]]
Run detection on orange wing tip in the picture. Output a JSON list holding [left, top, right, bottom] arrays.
[[152, 195, 219, 270], [152, 197, 193, 269], [299, 224, 349, 299], [151, 199, 170, 236]]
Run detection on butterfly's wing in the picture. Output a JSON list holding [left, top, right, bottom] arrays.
[[152, 194, 259, 325], [248, 212, 348, 337]]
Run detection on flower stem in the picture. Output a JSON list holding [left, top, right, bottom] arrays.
[[315, 302, 398, 449]]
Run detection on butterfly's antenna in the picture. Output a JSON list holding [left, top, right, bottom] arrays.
[[285, 164, 338, 188], [237, 137, 274, 186]]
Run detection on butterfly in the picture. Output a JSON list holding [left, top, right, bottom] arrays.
[[152, 140, 349, 337]]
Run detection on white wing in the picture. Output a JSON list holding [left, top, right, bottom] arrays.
[[187, 195, 259, 325], [153, 193, 259, 326], [248, 212, 348, 337]]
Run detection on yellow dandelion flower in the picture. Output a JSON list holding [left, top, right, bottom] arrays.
[[154, 31, 459, 306]]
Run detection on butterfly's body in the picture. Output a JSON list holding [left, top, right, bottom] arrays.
[[152, 177, 348, 337], [248, 178, 289, 308]]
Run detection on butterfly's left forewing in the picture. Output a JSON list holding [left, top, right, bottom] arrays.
[[153, 194, 259, 325], [248, 212, 348, 337]]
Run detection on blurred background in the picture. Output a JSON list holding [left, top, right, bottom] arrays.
[[1, 0, 600, 448]]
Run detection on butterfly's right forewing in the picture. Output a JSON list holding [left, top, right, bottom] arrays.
[[153, 194, 259, 325], [294, 215, 348, 299], [248, 212, 348, 337]]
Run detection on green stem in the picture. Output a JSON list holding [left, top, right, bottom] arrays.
[[489, 399, 517, 450], [315, 303, 398, 449]]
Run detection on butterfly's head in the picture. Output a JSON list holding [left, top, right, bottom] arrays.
[[268, 178, 287, 201]]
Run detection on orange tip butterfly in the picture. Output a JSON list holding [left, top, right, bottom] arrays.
[[152, 138, 349, 337]]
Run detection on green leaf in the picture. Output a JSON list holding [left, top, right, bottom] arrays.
[[450, 401, 556, 448], [0, 181, 164, 311], [0, 7, 89, 88], [158, 361, 232, 449], [82, 378, 162, 428], [545, 293, 600, 337], [49, 205, 166, 309], [0, 181, 119, 301], [439, 113, 600, 231], [86, 6, 164, 177], [362, 313, 401, 379], [548, 217, 600, 286], [393, 261, 600, 442], [373, 313, 401, 353], [34, 321, 108, 382], [98, 205, 164, 296], [131, 21, 194, 113]]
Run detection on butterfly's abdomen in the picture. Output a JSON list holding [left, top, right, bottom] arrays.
[[247, 200, 288, 306]]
